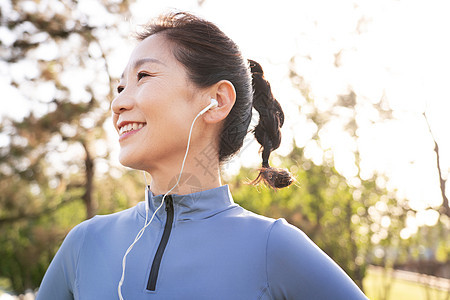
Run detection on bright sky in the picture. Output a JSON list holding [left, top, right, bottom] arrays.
[[1, 0, 449, 236]]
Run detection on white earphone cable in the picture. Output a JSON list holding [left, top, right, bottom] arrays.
[[118, 105, 207, 300]]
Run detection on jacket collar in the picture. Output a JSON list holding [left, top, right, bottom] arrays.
[[142, 184, 236, 222]]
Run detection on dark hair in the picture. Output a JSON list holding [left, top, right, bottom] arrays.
[[136, 12, 293, 189]]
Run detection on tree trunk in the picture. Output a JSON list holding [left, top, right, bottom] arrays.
[[82, 141, 95, 219]]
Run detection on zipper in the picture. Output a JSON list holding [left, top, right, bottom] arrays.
[[147, 195, 174, 291]]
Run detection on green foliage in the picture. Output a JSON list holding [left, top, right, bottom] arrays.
[[0, 0, 135, 293], [230, 145, 411, 290]]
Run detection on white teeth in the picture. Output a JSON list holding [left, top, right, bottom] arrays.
[[119, 122, 145, 136]]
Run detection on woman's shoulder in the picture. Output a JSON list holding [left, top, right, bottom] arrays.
[[89, 202, 143, 224], [266, 217, 346, 276], [265, 218, 368, 299], [64, 203, 144, 242], [266, 218, 312, 249], [225, 205, 279, 232]]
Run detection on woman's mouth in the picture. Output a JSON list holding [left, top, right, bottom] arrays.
[[118, 122, 146, 140]]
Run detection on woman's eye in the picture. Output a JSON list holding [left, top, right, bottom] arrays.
[[117, 86, 124, 93], [137, 72, 151, 81]]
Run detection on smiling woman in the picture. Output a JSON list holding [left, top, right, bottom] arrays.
[[36, 11, 368, 300]]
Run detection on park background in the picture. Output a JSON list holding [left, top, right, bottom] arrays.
[[0, 0, 449, 299]]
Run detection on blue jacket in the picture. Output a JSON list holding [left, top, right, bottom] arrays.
[[37, 185, 367, 299]]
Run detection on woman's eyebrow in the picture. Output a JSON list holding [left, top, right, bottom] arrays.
[[121, 57, 166, 79]]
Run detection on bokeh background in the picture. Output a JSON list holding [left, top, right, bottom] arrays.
[[0, 0, 449, 299]]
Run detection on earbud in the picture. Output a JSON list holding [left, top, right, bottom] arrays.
[[198, 98, 218, 116]]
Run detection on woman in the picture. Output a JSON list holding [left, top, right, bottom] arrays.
[[37, 12, 367, 299]]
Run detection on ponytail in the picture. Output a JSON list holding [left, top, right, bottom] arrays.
[[249, 60, 294, 189]]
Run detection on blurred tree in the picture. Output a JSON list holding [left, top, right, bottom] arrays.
[[230, 144, 409, 291], [287, 56, 411, 289], [285, 10, 450, 290], [229, 51, 414, 291], [0, 0, 136, 293]]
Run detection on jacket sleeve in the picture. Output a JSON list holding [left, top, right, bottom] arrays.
[[266, 219, 368, 300], [36, 220, 88, 300]]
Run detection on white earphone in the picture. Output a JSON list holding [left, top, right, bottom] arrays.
[[198, 98, 218, 116], [118, 99, 218, 300]]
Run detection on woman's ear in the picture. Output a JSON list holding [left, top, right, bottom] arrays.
[[202, 80, 236, 124]]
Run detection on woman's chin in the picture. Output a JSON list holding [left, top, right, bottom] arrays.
[[118, 148, 155, 171], [118, 150, 141, 170]]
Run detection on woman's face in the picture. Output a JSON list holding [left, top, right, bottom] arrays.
[[111, 34, 209, 171]]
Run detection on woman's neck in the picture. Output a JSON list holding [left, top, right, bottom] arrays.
[[147, 156, 222, 196]]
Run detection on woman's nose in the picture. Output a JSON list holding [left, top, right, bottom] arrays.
[[111, 90, 134, 114]]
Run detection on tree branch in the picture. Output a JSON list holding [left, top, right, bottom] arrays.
[[423, 112, 449, 217], [81, 140, 95, 219]]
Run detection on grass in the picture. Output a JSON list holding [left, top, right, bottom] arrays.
[[363, 267, 450, 300]]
